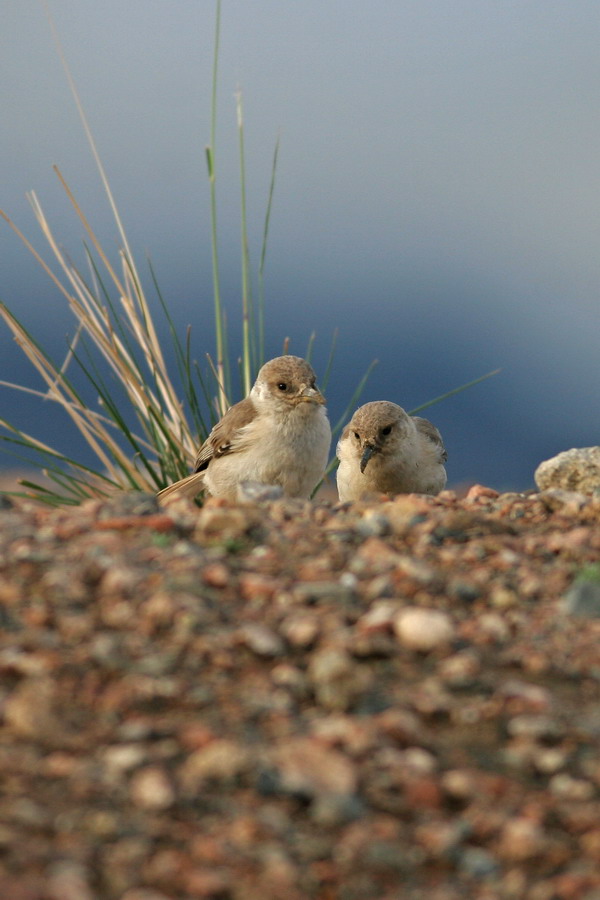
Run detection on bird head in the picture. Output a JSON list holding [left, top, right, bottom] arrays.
[[253, 356, 326, 409], [343, 401, 410, 473]]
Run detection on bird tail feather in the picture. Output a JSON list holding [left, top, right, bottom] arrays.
[[157, 471, 206, 501]]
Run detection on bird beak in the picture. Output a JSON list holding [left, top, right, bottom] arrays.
[[299, 385, 326, 405], [360, 443, 376, 473]]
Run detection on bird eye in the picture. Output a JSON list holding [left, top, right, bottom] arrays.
[[381, 425, 392, 436], [353, 431, 360, 440], [277, 382, 288, 391]]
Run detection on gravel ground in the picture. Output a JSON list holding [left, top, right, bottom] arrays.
[[1, 485, 600, 900]]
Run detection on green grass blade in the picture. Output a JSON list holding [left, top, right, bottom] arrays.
[[331, 358, 379, 437], [258, 135, 280, 366], [409, 368, 501, 416], [236, 89, 254, 395], [194, 359, 221, 428], [206, 0, 228, 414], [0, 430, 118, 485], [183, 327, 212, 437], [320, 328, 339, 392], [304, 331, 316, 365], [14, 480, 81, 506]]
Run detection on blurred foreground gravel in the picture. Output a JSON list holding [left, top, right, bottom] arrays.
[[1, 485, 600, 900]]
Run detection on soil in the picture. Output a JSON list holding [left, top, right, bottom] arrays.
[[0, 484, 600, 900]]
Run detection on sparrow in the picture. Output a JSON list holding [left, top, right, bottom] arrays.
[[336, 400, 447, 501], [157, 355, 331, 502]]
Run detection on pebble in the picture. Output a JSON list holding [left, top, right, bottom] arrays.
[[238, 623, 284, 657], [533, 748, 568, 774], [4, 676, 59, 739], [178, 741, 250, 790], [375, 708, 424, 745], [181, 869, 231, 898], [237, 481, 284, 503], [393, 607, 454, 651], [465, 484, 500, 502], [437, 650, 481, 686], [279, 613, 320, 648], [497, 818, 546, 861], [490, 585, 519, 608], [396, 555, 437, 584], [457, 846, 500, 877], [269, 737, 357, 799], [308, 646, 367, 712], [478, 612, 510, 642], [98, 492, 160, 518], [497, 680, 553, 714], [549, 773, 595, 801], [194, 505, 257, 541], [129, 767, 175, 810], [356, 510, 391, 537], [356, 537, 401, 571], [356, 601, 398, 634], [507, 715, 562, 741], [310, 714, 376, 756], [441, 769, 477, 800], [415, 820, 468, 856], [201, 562, 230, 587], [239, 573, 280, 602], [47, 862, 95, 900]]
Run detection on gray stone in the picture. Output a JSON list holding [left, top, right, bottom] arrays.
[[98, 492, 160, 518], [457, 847, 499, 878], [237, 481, 284, 503], [534, 447, 600, 494], [562, 579, 600, 618]]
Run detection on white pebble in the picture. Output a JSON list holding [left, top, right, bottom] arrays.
[[394, 608, 454, 651]]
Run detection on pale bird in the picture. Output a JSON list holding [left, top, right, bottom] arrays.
[[158, 356, 331, 502], [336, 400, 447, 501]]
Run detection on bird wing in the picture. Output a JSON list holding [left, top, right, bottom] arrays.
[[194, 396, 257, 471], [413, 416, 448, 462]]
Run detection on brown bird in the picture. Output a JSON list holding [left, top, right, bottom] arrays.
[[336, 400, 447, 501], [157, 356, 331, 502]]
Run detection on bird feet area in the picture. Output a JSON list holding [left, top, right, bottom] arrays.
[[0, 482, 600, 899]]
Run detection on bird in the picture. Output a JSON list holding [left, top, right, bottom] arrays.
[[157, 355, 331, 502], [336, 400, 447, 502]]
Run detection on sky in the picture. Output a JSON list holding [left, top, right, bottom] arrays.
[[2, 1, 600, 491]]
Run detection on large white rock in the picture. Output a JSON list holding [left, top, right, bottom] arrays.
[[534, 447, 600, 494]]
